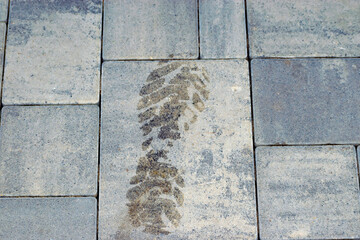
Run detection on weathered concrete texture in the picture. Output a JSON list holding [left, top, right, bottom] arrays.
[[103, 0, 198, 60], [0, 105, 99, 196], [256, 145, 360, 239], [2, 0, 102, 105], [247, 0, 360, 57], [0, 197, 97, 239], [199, 0, 247, 59], [0, 0, 8, 22], [0, 23, 6, 101], [99, 60, 257, 239], [252, 58, 360, 145]]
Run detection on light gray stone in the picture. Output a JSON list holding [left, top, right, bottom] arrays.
[[252, 58, 360, 145], [0, 0, 8, 22], [247, 0, 360, 57], [199, 0, 247, 59], [0, 105, 99, 196], [99, 60, 257, 239], [103, 0, 198, 60], [2, 0, 102, 105], [0, 197, 97, 239], [256, 145, 360, 240]]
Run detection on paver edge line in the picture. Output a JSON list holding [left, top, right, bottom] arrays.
[[250, 56, 360, 60], [103, 57, 248, 62], [356, 146, 360, 193], [0, 195, 97, 199], [2, 103, 99, 107], [197, 0, 200, 59], [244, 0, 260, 239], [0, 0, 9, 123], [256, 143, 360, 147], [96, 0, 105, 239]]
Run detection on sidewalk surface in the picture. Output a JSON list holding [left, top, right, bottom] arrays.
[[0, 0, 360, 239]]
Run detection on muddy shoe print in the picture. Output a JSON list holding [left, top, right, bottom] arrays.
[[127, 62, 209, 234]]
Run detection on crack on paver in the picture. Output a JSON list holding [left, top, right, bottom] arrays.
[[126, 61, 210, 235]]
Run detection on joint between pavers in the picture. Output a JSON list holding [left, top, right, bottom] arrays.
[[355, 146, 360, 192], [103, 58, 247, 62], [197, 0, 200, 59], [250, 56, 360, 60], [96, 1, 105, 240], [255, 143, 360, 148], [2, 103, 100, 107], [244, 0, 260, 239], [0, 195, 96, 199], [0, 0, 10, 122]]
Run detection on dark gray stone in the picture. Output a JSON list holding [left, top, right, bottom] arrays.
[[103, 0, 198, 60], [3, 0, 102, 105], [0, 197, 97, 239], [0, 105, 99, 196], [99, 60, 257, 239], [247, 0, 360, 57], [252, 58, 360, 145], [199, 0, 247, 59], [256, 145, 360, 239]]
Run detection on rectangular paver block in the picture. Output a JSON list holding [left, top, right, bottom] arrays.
[[247, 0, 360, 57], [3, 0, 102, 105], [256, 145, 360, 239], [199, 0, 247, 59], [99, 60, 257, 239], [103, 0, 198, 60], [0, 197, 97, 240], [252, 58, 360, 145], [0, 105, 99, 196]]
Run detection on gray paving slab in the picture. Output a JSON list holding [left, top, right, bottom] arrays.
[[0, 0, 7, 22], [99, 60, 257, 239], [256, 145, 360, 240], [103, 0, 198, 60], [252, 58, 360, 145], [247, 0, 360, 58], [0, 105, 99, 196], [199, 0, 247, 59], [2, 0, 102, 105], [0, 197, 97, 240]]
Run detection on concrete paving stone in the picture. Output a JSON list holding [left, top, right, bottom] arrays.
[[252, 58, 360, 145], [2, 0, 102, 105], [0, 0, 8, 22], [256, 145, 360, 239], [0, 23, 6, 101], [0, 197, 97, 240], [99, 60, 257, 239], [199, 0, 247, 59], [0, 105, 99, 196], [247, 0, 360, 58], [103, 0, 198, 60]]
